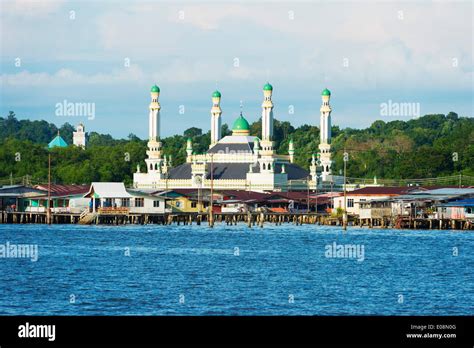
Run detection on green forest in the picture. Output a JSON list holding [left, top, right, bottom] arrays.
[[0, 111, 473, 185]]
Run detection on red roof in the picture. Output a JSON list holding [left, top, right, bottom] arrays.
[[220, 190, 268, 201], [34, 184, 90, 197]]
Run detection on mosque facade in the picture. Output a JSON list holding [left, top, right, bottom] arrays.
[[133, 84, 334, 192]]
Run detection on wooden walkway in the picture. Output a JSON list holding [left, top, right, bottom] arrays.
[[0, 211, 472, 230]]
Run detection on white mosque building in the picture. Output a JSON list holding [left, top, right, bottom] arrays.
[[133, 84, 335, 192]]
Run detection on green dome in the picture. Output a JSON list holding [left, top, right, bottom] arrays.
[[151, 85, 160, 93], [232, 114, 250, 131], [263, 82, 273, 91], [212, 90, 221, 98], [321, 88, 331, 96], [48, 135, 68, 149]]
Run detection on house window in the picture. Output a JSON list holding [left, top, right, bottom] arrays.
[[121, 198, 130, 207], [348, 199, 354, 208], [135, 198, 144, 207], [175, 201, 182, 208], [105, 198, 113, 207], [191, 202, 197, 208], [153, 200, 160, 208]]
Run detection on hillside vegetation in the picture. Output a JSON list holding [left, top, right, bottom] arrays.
[[0, 111, 472, 185]]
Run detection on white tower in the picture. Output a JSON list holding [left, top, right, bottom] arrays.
[[288, 138, 294, 163], [73, 123, 86, 148], [258, 83, 275, 174], [145, 85, 163, 175], [210, 90, 222, 147], [261, 82, 274, 142], [318, 88, 332, 181], [186, 137, 193, 161]]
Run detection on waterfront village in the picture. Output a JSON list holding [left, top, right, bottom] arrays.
[[1, 84, 473, 229]]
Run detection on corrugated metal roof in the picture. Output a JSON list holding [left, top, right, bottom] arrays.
[[439, 198, 474, 207], [346, 186, 417, 195], [412, 188, 474, 195], [84, 182, 132, 198]]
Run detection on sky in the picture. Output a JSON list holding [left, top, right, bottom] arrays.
[[0, 0, 472, 139]]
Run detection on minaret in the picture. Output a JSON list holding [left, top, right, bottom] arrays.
[[145, 85, 163, 175], [210, 90, 222, 147], [259, 82, 275, 173], [186, 137, 193, 161], [288, 138, 294, 163], [261, 82, 274, 143], [310, 153, 318, 182], [318, 88, 332, 181], [253, 138, 260, 156], [73, 123, 86, 148]]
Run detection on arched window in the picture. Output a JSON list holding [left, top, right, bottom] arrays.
[[155, 163, 158, 170], [262, 163, 266, 170], [150, 164, 153, 170]]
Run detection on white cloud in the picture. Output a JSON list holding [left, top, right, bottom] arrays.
[[1, 0, 65, 17], [0, 65, 145, 86]]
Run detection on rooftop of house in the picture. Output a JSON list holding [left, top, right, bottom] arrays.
[[342, 186, 420, 196], [34, 184, 90, 196], [0, 185, 47, 197], [438, 198, 474, 207]]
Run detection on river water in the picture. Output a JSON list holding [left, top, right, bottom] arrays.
[[0, 224, 472, 315]]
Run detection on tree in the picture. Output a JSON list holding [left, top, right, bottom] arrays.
[[183, 127, 202, 138]]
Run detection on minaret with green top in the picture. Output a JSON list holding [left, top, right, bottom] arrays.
[[288, 138, 294, 163], [186, 137, 193, 160], [210, 90, 222, 147], [261, 82, 274, 141], [259, 82, 276, 173], [319, 88, 333, 181], [145, 84, 164, 176]]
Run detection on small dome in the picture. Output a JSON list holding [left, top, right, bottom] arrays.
[[321, 88, 331, 96], [212, 90, 221, 98], [48, 135, 68, 149], [232, 114, 250, 131], [151, 85, 160, 93], [263, 82, 273, 91]]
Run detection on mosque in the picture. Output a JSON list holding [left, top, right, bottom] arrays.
[[133, 83, 335, 192]]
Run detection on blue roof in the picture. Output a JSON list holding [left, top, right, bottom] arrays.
[[415, 188, 474, 195], [48, 135, 68, 148], [440, 198, 474, 207]]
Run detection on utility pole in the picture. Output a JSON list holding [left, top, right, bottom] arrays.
[[307, 176, 310, 213], [315, 178, 318, 218], [47, 154, 51, 225], [343, 150, 348, 231], [209, 154, 214, 228]]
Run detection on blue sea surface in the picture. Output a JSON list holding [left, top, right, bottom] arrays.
[[0, 224, 472, 315]]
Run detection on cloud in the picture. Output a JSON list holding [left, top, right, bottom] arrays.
[[1, 0, 65, 17], [0, 65, 145, 86]]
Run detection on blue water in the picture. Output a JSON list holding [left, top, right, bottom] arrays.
[[0, 224, 472, 315]]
